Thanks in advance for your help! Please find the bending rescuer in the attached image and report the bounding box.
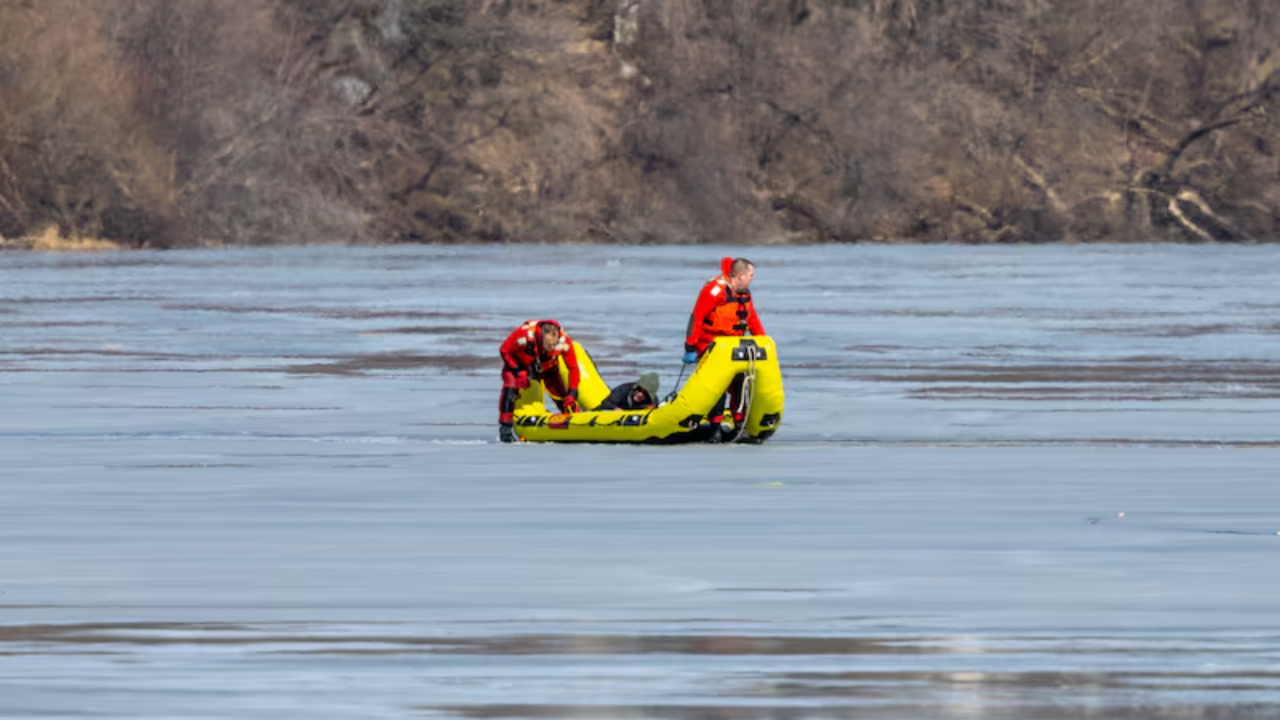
[683,257,765,426]
[497,319,581,443]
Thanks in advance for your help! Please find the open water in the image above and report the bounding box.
[2,244,1279,718]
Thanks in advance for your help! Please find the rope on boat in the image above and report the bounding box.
[729,345,757,443]
[665,363,688,404]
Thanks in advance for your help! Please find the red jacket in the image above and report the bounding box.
[499,319,580,390]
[685,257,765,354]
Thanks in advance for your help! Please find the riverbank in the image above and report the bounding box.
[1,2,1276,249]
[0,225,126,251]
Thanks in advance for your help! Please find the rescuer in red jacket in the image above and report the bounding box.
[683,257,765,429]
[498,319,581,443]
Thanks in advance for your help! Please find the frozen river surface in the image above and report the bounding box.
[2,244,1280,718]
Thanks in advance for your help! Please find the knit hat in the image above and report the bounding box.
[637,372,660,397]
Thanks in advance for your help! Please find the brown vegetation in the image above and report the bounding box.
[26,225,123,251]
[0,0,1276,245]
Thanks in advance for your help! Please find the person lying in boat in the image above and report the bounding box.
[593,373,660,411]
[498,319,581,443]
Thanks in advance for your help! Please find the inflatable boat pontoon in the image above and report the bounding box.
[511,335,784,444]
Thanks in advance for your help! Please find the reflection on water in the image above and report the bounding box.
[3,245,1280,717]
[4,621,1279,718]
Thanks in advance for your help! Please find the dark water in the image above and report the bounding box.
[2,245,1280,718]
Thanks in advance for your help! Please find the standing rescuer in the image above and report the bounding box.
[498,319,581,443]
[683,257,765,426]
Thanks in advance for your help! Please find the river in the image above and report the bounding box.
[2,243,1279,718]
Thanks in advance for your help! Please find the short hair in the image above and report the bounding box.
[730,258,754,277]
[539,323,560,336]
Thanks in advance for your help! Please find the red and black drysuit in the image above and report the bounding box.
[684,257,765,423]
[498,319,581,427]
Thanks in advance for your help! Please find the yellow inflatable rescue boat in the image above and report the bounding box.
[511,335,784,444]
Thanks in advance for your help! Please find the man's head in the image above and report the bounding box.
[632,372,660,407]
[538,323,561,353]
[729,258,755,293]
